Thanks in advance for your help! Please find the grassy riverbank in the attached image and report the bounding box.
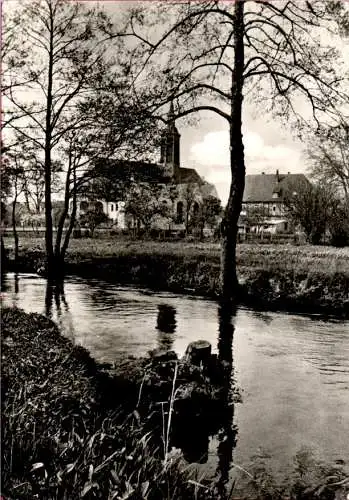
[4,237,349,317]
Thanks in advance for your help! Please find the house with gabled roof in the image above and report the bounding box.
[241,170,310,233]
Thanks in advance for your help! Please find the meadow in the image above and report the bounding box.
[3,236,349,316]
[5,236,349,275]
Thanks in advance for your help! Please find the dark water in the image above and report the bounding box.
[2,273,349,488]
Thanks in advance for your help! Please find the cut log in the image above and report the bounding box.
[185,340,212,367]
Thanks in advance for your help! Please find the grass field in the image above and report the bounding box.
[4,236,349,276]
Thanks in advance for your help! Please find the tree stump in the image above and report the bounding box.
[185,340,212,367]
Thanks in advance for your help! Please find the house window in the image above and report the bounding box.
[80,201,88,211]
[193,202,199,216]
[110,204,114,212]
[176,201,184,223]
[273,206,276,213]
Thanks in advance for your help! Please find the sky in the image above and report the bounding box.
[177,110,304,205]
[98,1,325,204]
[4,0,347,205]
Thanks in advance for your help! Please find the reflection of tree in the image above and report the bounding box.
[11,273,19,308]
[45,281,74,340]
[156,304,176,351]
[215,302,238,495]
[170,302,238,481]
[1,272,9,293]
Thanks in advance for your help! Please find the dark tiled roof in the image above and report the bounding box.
[243,173,309,202]
[93,159,217,196]
[95,159,169,184]
[174,167,203,185]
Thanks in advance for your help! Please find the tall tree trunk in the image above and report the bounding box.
[1,235,7,275]
[45,8,55,279]
[12,194,19,263]
[60,166,78,265]
[220,0,245,304]
[55,157,72,264]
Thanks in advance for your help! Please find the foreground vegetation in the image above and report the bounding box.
[1,307,220,500]
[4,237,349,317]
[2,307,349,500]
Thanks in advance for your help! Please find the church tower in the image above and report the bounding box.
[160,101,180,179]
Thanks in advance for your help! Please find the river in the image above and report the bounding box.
[2,272,349,490]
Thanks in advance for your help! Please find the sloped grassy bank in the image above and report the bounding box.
[1,307,223,500]
[8,240,349,317]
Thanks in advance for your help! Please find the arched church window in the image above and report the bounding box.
[176,201,184,223]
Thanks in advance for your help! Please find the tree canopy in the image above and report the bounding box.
[121,0,348,301]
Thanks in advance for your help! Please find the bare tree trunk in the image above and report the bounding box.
[1,236,7,274]
[45,6,55,279]
[60,167,77,263]
[12,194,19,263]
[220,0,245,304]
[55,155,72,264]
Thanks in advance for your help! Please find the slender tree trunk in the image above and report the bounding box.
[220,0,245,304]
[185,208,190,236]
[45,8,55,279]
[55,158,72,260]
[12,194,19,263]
[60,167,77,263]
[1,235,7,275]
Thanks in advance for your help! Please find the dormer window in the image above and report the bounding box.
[272,192,279,199]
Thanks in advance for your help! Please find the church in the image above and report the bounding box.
[73,103,219,233]
[74,103,220,233]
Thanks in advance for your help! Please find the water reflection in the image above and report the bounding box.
[251,310,273,325]
[172,303,238,489]
[3,273,349,480]
[44,281,75,341]
[156,304,176,350]
[215,303,238,494]
[1,273,19,308]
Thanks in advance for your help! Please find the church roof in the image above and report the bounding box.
[174,167,203,185]
[94,159,169,184]
[243,172,309,202]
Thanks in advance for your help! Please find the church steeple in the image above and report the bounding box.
[160,101,180,178]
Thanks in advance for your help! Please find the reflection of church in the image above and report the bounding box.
[73,103,219,231]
